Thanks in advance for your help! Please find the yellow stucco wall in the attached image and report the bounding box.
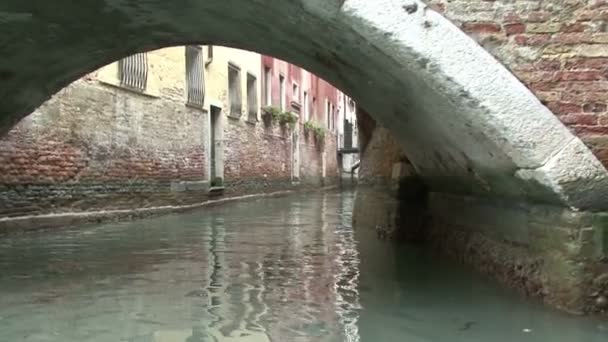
[94,46,261,120]
[202,46,261,120]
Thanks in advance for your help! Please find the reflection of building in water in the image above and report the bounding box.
[147,194,360,342]
[205,216,272,341]
[178,214,272,342]
[249,194,342,342]
[334,193,362,342]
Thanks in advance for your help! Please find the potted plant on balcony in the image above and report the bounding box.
[278,111,298,130]
[261,106,281,127]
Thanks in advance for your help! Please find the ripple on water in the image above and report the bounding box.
[0,191,606,342]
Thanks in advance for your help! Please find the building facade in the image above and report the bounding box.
[0,46,356,225]
[260,56,344,183]
[337,92,359,176]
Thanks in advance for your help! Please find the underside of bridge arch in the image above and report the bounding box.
[1,0,607,313]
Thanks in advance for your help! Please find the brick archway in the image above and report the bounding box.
[0,0,607,210]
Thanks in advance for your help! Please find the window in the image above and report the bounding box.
[312,97,317,118]
[247,73,258,122]
[118,52,148,91]
[303,91,309,122]
[264,67,271,106]
[185,46,205,107]
[279,74,285,110]
[228,64,242,117]
[292,83,299,102]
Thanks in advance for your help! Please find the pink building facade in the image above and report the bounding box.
[261,56,340,132]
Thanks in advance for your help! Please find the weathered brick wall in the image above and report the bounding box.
[429,0,608,165]
[0,79,207,217]
[0,78,340,218]
[223,117,338,192]
[223,119,293,193]
[224,120,289,178]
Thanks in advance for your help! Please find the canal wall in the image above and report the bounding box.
[356,114,608,315]
[426,193,608,314]
[0,187,340,233]
[0,68,339,224]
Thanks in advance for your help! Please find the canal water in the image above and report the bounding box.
[0,190,607,342]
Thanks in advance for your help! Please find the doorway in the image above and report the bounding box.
[209,105,222,182]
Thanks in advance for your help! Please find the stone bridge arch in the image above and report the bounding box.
[2,0,607,211]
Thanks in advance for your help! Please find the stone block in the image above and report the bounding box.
[170,182,187,193]
[527,23,561,33]
[185,181,209,192]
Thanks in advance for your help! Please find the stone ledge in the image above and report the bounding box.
[170,180,209,193]
[0,185,340,235]
[0,190,296,234]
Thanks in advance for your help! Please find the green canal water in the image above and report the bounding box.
[0,190,606,341]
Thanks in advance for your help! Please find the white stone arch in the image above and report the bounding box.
[0,0,606,210]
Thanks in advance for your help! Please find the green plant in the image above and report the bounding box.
[303,120,325,144]
[303,120,315,133]
[261,106,298,129]
[261,106,281,125]
[313,126,325,143]
[278,111,298,129]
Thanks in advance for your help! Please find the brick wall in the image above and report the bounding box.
[0,77,340,219]
[224,120,291,183]
[223,117,338,193]
[429,0,608,165]
[0,79,208,217]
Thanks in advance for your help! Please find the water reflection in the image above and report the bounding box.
[0,192,361,342]
[0,190,607,342]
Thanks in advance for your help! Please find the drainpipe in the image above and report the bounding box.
[205,45,214,67]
